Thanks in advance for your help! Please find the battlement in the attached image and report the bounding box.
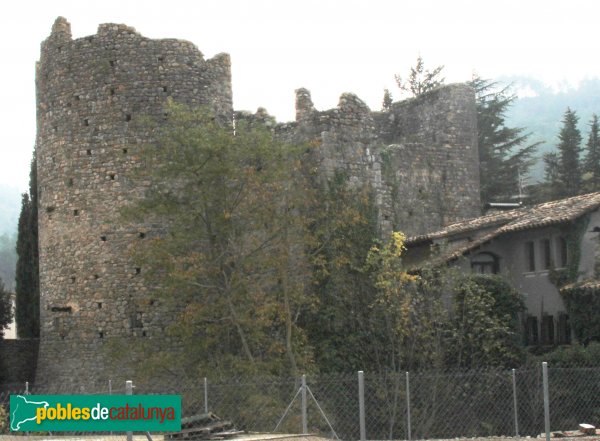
[34,18,480,387]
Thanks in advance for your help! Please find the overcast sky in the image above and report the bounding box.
[1,0,600,194]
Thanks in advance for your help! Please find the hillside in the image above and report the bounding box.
[503,76,600,181]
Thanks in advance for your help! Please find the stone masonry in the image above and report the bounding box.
[34,17,480,386]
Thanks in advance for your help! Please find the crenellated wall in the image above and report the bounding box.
[34,17,479,387]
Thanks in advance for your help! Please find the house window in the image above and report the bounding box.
[557,313,571,344]
[556,237,568,268]
[471,252,499,274]
[541,315,555,345]
[525,316,538,345]
[525,241,535,272]
[541,239,552,270]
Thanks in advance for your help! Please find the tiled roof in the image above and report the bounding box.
[407,191,600,264]
[561,278,600,292]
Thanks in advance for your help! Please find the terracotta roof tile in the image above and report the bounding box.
[407,192,600,265]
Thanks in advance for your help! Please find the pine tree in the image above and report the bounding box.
[381,88,393,111]
[14,154,39,338]
[471,76,539,203]
[584,114,600,191]
[554,108,583,198]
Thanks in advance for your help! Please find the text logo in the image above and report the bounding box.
[10,394,181,432]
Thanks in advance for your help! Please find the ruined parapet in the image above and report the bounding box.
[287,84,480,236]
[35,17,233,386]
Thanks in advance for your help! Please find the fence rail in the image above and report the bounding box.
[1,364,599,440]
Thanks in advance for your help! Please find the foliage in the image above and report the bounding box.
[561,286,600,345]
[301,170,381,372]
[583,114,600,191]
[549,215,589,289]
[14,153,39,338]
[126,102,316,377]
[448,275,524,369]
[395,55,445,97]
[381,88,393,111]
[365,232,447,371]
[545,108,583,199]
[470,76,539,203]
[526,341,600,367]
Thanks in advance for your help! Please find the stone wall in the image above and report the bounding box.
[35,17,232,386]
[0,339,39,386]
[34,17,480,387]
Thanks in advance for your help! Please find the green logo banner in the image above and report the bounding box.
[10,394,181,432]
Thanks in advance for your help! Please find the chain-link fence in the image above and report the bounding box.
[2,364,600,440]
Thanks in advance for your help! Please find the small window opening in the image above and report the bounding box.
[67,178,73,187]
[97,302,103,309]
[525,241,535,272]
[83,119,89,126]
[157,56,164,62]
[109,173,115,180]
[98,331,104,339]
[86,149,92,155]
[139,232,146,239]
[74,95,80,101]
[125,114,132,122]
[53,125,58,133]
[135,267,141,275]
[51,306,72,313]
[122,148,128,154]
[110,88,115,96]
[100,235,107,242]
[142,331,147,337]
[70,276,76,283]
[73,209,79,216]
[109,60,115,67]
[94,274,99,280]
[162,86,168,92]
[46,206,55,214]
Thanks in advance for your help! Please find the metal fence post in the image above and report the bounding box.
[25,381,29,395]
[301,374,308,434]
[204,377,209,413]
[406,372,412,441]
[512,369,519,437]
[542,362,550,441]
[126,380,134,441]
[358,371,366,441]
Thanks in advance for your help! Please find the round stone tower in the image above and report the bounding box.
[35,17,233,386]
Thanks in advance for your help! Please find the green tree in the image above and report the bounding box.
[364,232,447,371]
[448,275,524,368]
[126,102,316,377]
[583,114,600,191]
[471,77,539,203]
[547,108,583,198]
[382,88,393,111]
[395,55,445,97]
[14,154,39,338]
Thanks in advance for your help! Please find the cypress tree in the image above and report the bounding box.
[14,153,39,338]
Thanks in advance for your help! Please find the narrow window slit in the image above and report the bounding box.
[73,209,79,216]
[125,114,132,122]
[100,235,107,242]
[87,149,92,155]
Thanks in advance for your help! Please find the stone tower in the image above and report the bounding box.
[35,17,232,385]
[35,18,480,387]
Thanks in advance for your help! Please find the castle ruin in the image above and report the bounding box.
[35,17,480,386]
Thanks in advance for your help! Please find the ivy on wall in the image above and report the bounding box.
[550,214,590,287]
